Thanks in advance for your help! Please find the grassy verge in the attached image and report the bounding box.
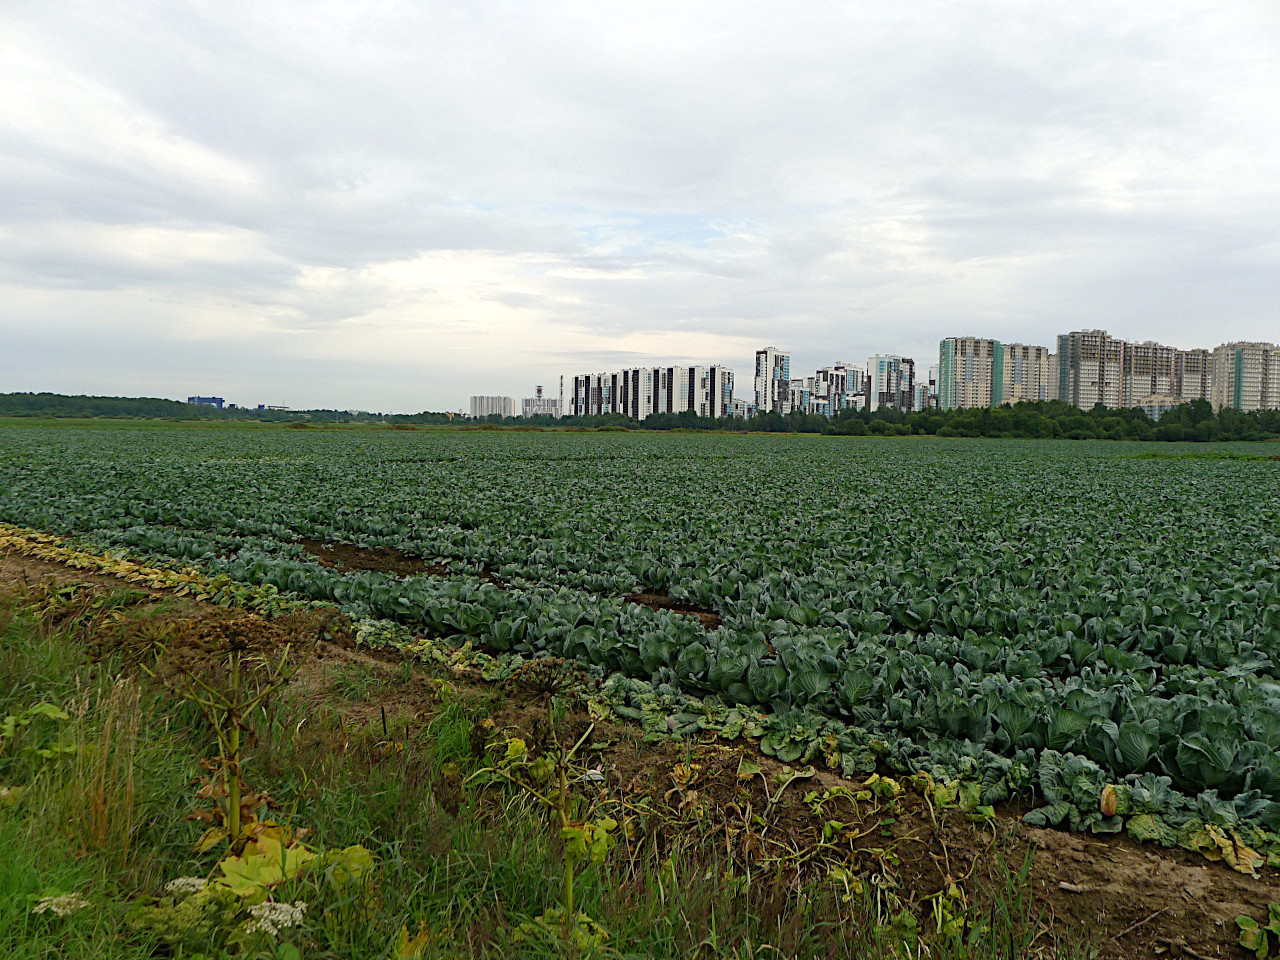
[0,583,1089,959]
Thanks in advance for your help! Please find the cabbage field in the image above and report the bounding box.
[3,425,1280,856]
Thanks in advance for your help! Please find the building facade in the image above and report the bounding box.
[1211,342,1280,412]
[521,386,559,418]
[1057,330,1125,409]
[470,395,517,418]
[1174,349,1212,403]
[754,348,791,415]
[867,356,916,412]
[1122,341,1176,405]
[796,363,866,416]
[568,365,735,420]
[938,337,999,410]
[1001,343,1053,403]
[938,339,1053,409]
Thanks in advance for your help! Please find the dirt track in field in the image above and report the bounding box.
[2,547,1277,959]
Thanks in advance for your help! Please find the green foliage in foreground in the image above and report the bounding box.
[0,593,1084,959]
[2,430,1280,848]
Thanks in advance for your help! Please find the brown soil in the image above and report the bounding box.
[0,550,167,597]
[625,591,722,629]
[298,539,509,587]
[298,541,706,618]
[2,550,1276,959]
[299,538,443,577]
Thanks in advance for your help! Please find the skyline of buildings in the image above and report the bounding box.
[475,329,1279,421]
[567,364,735,420]
[469,395,517,418]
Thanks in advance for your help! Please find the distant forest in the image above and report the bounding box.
[2,392,1278,441]
[461,399,1280,441]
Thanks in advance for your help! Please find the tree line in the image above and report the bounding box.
[472,399,1280,441]
[2,392,1278,441]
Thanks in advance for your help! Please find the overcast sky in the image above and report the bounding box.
[3,1,1279,412]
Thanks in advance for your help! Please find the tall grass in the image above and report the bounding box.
[0,587,1094,959]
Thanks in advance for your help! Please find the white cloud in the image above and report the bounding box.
[2,1,1280,409]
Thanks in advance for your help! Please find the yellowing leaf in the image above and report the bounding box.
[393,924,431,958]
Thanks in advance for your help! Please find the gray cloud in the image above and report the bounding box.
[2,0,1279,411]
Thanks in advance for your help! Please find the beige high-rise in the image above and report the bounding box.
[1001,343,1053,403]
[1174,349,1212,403]
[937,337,999,409]
[1211,342,1280,412]
[1123,341,1175,401]
[1056,330,1125,409]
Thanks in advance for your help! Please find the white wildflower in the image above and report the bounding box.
[163,876,208,896]
[243,899,307,937]
[32,894,89,917]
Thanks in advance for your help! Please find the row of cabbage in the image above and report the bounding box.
[2,427,1279,849]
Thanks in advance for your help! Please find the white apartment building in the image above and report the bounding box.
[867,356,916,412]
[568,365,735,420]
[754,348,791,415]
[913,382,930,413]
[1211,342,1280,412]
[521,386,559,418]
[799,363,867,417]
[789,379,811,416]
[469,395,517,418]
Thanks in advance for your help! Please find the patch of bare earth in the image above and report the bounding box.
[625,591,721,629]
[299,542,714,620]
[0,549,166,597]
[1,550,1276,958]
[299,538,440,577]
[298,539,509,587]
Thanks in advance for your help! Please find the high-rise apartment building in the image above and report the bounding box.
[1174,349,1212,403]
[569,365,735,419]
[1054,332,1222,411]
[1122,341,1176,404]
[568,374,603,417]
[470,396,517,418]
[938,338,1053,409]
[521,386,559,418]
[754,348,791,415]
[1056,330,1125,409]
[867,356,916,412]
[801,363,866,416]
[788,379,811,416]
[1001,343,1053,403]
[913,382,930,413]
[701,366,735,418]
[937,337,999,410]
[1211,342,1280,412]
